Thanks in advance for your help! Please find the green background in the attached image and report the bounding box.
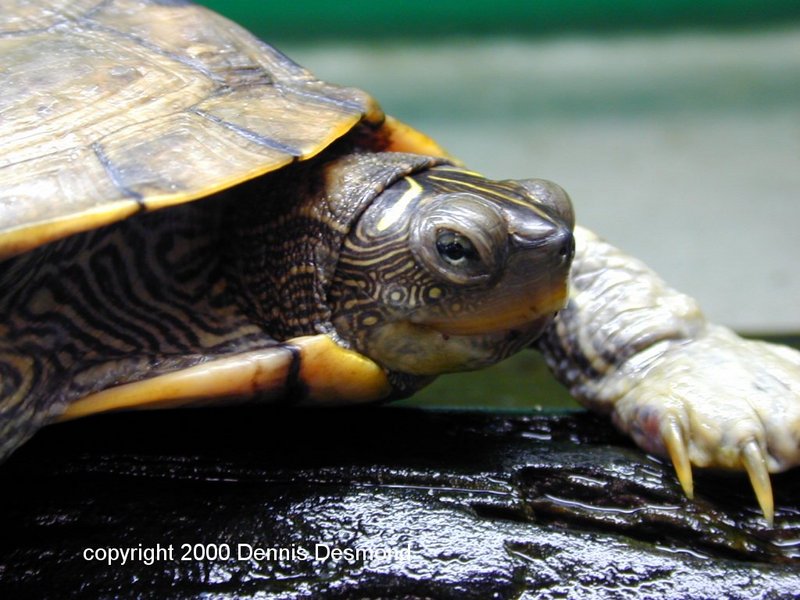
[198,1,800,42]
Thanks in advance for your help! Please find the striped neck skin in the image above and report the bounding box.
[328,165,575,377]
[226,150,449,342]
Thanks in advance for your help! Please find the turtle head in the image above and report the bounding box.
[329,165,575,377]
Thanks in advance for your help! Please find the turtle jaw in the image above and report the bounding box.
[359,311,559,376]
[373,278,568,376]
[421,281,568,337]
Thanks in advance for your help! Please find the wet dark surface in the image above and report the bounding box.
[1,407,799,598]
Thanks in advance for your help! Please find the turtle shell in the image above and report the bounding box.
[0,0,456,460]
[0,0,387,260]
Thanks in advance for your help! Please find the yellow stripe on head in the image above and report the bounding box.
[376,177,423,232]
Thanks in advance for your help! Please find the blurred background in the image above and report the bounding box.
[198,1,800,409]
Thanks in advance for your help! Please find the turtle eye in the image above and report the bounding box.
[410,192,507,286]
[436,230,479,265]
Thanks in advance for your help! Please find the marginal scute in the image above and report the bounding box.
[381,116,454,159]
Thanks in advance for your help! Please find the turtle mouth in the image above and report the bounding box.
[422,286,568,337]
[348,284,568,376]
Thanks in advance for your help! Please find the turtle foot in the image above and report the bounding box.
[609,325,800,525]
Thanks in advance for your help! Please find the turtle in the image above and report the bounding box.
[1,0,799,525]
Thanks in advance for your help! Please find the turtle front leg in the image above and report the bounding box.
[535,226,800,524]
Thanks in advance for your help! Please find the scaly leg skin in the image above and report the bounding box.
[535,226,800,525]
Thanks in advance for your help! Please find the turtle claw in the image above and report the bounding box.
[662,419,774,524]
[741,439,774,525]
[662,415,693,499]
[601,325,800,525]
[539,229,800,524]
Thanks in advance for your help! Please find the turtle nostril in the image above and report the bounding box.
[557,229,575,262]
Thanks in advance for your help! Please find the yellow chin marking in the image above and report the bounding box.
[59,335,391,421]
